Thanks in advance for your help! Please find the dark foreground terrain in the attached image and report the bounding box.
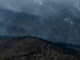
[0,36,80,60]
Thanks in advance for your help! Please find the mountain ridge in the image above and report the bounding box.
[0,36,80,60]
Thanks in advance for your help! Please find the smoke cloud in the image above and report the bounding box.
[0,0,80,45]
[0,0,80,17]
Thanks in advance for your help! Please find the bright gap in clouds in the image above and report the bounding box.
[33,0,43,5]
[74,1,80,11]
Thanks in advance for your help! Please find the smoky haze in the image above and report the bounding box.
[0,0,80,45]
[0,0,80,17]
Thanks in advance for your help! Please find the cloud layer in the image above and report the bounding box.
[0,0,80,17]
[0,0,80,45]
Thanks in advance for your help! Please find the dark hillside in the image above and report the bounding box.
[0,36,80,60]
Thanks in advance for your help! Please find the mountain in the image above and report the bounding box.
[0,36,80,60]
[0,8,40,36]
[0,8,80,45]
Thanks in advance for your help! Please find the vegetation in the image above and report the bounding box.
[0,37,80,60]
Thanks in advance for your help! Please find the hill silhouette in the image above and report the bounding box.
[0,36,80,60]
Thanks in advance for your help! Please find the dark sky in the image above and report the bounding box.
[0,0,80,45]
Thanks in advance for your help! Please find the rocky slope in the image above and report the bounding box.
[0,36,80,60]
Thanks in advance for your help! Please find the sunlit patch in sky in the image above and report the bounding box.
[33,0,43,5]
[74,1,80,11]
[64,18,73,25]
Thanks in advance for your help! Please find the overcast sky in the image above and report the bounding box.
[0,0,80,17]
[0,0,80,45]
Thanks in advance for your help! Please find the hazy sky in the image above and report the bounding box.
[0,0,80,17]
[0,0,80,45]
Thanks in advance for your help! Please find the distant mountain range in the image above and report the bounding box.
[0,8,80,45]
[0,8,80,60]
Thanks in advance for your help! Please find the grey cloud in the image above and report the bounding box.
[0,0,80,17]
[0,0,80,45]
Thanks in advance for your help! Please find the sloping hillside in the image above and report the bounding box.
[0,36,80,60]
